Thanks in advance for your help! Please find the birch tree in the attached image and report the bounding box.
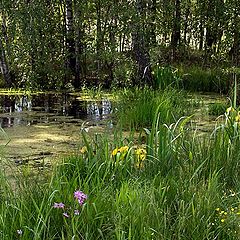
[0,8,12,87]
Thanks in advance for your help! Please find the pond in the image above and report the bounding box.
[0,93,113,128]
[0,92,114,168]
[0,91,228,169]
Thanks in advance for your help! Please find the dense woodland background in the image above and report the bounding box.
[0,0,240,90]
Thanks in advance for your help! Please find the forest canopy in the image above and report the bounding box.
[0,0,239,90]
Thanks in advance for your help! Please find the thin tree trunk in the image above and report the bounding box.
[149,0,157,46]
[73,0,82,88]
[183,7,190,46]
[0,36,12,87]
[205,0,216,57]
[132,0,153,86]
[65,0,76,86]
[171,0,181,60]
[0,10,13,87]
[1,12,10,57]
[199,19,204,51]
[229,30,240,66]
[96,0,101,55]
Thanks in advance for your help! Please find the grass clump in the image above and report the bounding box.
[115,87,192,129]
[152,65,183,90]
[209,102,229,116]
[179,66,229,93]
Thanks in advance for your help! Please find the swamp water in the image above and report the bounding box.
[0,93,113,168]
[188,93,229,134]
[0,92,228,169]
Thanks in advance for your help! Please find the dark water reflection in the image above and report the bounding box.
[0,93,112,128]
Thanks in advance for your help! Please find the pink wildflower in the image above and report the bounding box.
[74,190,87,205]
[53,202,65,209]
[63,212,69,218]
[74,209,80,215]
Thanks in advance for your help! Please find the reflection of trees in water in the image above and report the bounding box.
[66,98,112,120]
[0,95,32,113]
[86,99,112,120]
[67,98,88,118]
[1,96,15,113]
[0,117,14,128]
[14,96,32,112]
[0,94,112,127]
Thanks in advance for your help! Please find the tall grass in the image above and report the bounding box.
[178,66,230,93]
[1,92,240,239]
[152,65,183,90]
[115,87,192,130]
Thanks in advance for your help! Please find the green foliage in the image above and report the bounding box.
[2,0,240,90]
[208,102,228,116]
[115,87,191,129]
[180,66,229,93]
[152,65,183,90]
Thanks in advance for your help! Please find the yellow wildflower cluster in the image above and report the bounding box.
[135,148,147,169]
[215,206,240,225]
[226,107,240,123]
[111,146,129,161]
[80,146,88,154]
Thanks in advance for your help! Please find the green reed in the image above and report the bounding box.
[115,87,191,130]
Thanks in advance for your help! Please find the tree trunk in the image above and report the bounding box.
[96,0,101,55]
[65,0,76,87]
[229,31,240,66]
[205,0,218,57]
[149,0,157,46]
[171,0,181,60]
[199,19,204,51]
[0,36,12,87]
[96,0,102,74]
[73,0,83,88]
[132,0,153,86]
[183,6,190,46]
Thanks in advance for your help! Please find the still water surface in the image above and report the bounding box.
[0,93,113,167]
[0,92,226,168]
[0,93,112,128]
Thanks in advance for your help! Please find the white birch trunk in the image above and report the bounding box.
[0,37,11,87]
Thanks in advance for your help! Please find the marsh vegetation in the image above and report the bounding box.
[1,0,240,239]
[0,86,240,240]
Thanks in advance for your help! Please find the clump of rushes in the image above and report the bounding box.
[115,87,190,129]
